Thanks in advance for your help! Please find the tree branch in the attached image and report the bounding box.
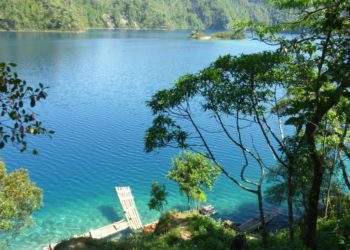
[184,102,257,193]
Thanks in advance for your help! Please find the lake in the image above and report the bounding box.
[0,30,282,249]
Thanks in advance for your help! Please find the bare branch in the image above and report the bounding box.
[215,110,261,187]
[250,135,265,185]
[185,102,257,193]
[273,85,285,139]
[236,112,261,187]
[253,104,287,167]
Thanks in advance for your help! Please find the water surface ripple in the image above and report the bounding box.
[0,30,281,249]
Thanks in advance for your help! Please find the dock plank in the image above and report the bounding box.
[237,212,279,232]
[43,220,129,250]
[115,187,143,230]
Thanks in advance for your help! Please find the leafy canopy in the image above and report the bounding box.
[0,63,53,153]
[145,0,350,248]
[167,151,220,206]
[148,181,168,212]
[145,51,288,153]
[0,161,42,232]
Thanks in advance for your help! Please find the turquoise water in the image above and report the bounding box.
[0,30,282,249]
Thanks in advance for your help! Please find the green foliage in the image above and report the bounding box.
[58,211,236,250]
[148,181,168,212]
[0,63,53,153]
[247,229,306,250]
[247,196,350,250]
[54,237,117,250]
[188,30,206,40]
[145,51,287,154]
[0,0,292,31]
[316,193,350,250]
[0,0,83,31]
[189,30,246,40]
[54,208,350,250]
[144,46,287,248]
[0,161,42,233]
[210,30,245,40]
[167,151,220,208]
[265,136,312,208]
[230,0,350,247]
[145,1,350,248]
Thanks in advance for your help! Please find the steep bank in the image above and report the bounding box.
[0,0,292,31]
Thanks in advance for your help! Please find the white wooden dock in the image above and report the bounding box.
[115,186,143,230]
[89,220,129,239]
[43,186,143,250]
[43,220,129,250]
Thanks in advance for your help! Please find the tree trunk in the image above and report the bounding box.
[303,171,323,249]
[324,156,336,219]
[340,156,350,191]
[302,109,328,249]
[302,151,323,250]
[187,195,191,210]
[287,166,294,242]
[257,188,268,248]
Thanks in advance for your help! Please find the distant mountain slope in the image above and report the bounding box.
[0,0,291,31]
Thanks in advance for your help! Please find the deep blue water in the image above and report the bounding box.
[0,30,282,249]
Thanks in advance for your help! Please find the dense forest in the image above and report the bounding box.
[0,0,292,31]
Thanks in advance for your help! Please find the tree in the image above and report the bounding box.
[0,161,42,233]
[0,62,51,241]
[167,151,220,210]
[144,0,349,248]
[148,181,168,213]
[0,0,291,31]
[228,0,350,247]
[0,63,53,153]
[240,1,350,248]
[145,51,287,247]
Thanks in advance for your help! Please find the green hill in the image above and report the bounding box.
[0,0,291,31]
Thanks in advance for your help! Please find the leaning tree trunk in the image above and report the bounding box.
[257,187,268,248]
[340,155,350,191]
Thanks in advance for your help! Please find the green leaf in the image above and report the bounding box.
[30,96,35,107]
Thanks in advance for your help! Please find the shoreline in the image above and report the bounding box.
[0,27,196,33]
[0,29,86,33]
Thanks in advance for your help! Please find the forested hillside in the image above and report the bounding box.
[0,0,291,31]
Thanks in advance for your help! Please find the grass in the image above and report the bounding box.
[247,216,350,250]
[54,209,350,250]
[114,211,237,250]
[54,211,237,250]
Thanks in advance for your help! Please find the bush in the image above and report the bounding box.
[116,211,236,250]
[54,237,117,250]
[188,31,206,39]
[210,31,245,40]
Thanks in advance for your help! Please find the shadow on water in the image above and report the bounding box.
[213,201,289,232]
[98,205,122,222]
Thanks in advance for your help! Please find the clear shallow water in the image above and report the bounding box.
[0,30,283,249]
